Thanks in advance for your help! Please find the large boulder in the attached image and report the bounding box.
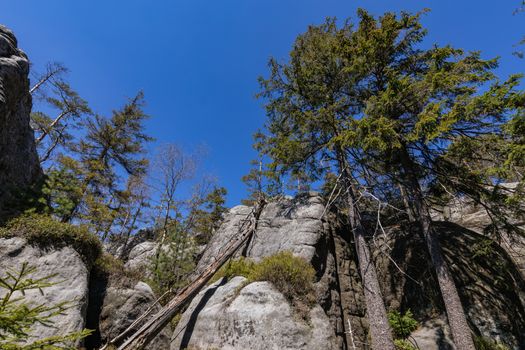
[0,237,89,343]
[0,25,41,219]
[97,280,170,349]
[124,241,158,272]
[171,277,336,350]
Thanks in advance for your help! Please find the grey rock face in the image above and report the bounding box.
[174,194,349,349]
[195,194,327,270]
[373,222,525,350]
[0,237,89,344]
[124,241,158,272]
[98,280,171,349]
[411,316,454,350]
[171,277,336,350]
[174,193,525,350]
[431,185,525,277]
[0,25,41,219]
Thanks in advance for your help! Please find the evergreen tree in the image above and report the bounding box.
[348,10,522,349]
[256,17,396,350]
[30,62,91,164]
[75,91,153,235]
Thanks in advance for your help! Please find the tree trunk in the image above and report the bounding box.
[337,152,395,350]
[398,146,475,350]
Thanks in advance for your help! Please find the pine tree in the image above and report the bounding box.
[30,62,91,164]
[349,10,522,349]
[75,91,153,235]
[257,17,396,350]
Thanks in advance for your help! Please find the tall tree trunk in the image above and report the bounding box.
[337,151,395,350]
[398,146,475,350]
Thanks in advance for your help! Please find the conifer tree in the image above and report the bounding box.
[257,18,396,350]
[348,10,523,349]
[30,62,91,164]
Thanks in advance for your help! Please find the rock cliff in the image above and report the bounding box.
[1,193,524,349]
[0,25,41,219]
[170,193,525,350]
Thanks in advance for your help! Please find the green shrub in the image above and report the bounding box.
[388,309,418,339]
[211,251,316,320]
[474,336,510,350]
[250,251,316,302]
[209,257,256,284]
[394,339,417,350]
[0,214,102,265]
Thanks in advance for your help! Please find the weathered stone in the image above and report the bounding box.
[411,316,454,350]
[124,241,158,272]
[171,277,337,350]
[0,25,41,220]
[97,280,171,350]
[0,237,89,344]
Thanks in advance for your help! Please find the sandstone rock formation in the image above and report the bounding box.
[171,192,525,350]
[171,276,336,350]
[0,25,41,219]
[0,237,89,344]
[91,279,171,349]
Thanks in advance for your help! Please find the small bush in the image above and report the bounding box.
[388,309,418,339]
[0,214,102,265]
[394,339,417,350]
[474,336,510,350]
[209,257,256,284]
[211,251,316,320]
[251,251,316,302]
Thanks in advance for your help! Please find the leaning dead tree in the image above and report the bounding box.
[107,200,265,350]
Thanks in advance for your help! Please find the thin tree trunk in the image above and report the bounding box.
[398,146,475,350]
[398,182,415,222]
[337,151,395,350]
[35,110,68,145]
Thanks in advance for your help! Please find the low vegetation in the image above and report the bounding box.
[387,310,418,350]
[211,251,316,318]
[0,214,102,265]
[474,336,510,350]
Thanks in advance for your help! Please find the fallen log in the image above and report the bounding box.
[112,202,264,350]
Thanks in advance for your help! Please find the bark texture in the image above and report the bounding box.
[398,147,476,350]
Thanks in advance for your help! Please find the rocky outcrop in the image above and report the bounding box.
[430,183,525,277]
[172,193,525,350]
[0,237,170,350]
[172,276,336,350]
[184,193,348,349]
[0,25,41,219]
[0,237,89,344]
[94,279,171,349]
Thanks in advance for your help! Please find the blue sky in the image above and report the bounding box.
[2,0,523,206]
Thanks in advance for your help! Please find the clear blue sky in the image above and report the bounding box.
[2,1,523,206]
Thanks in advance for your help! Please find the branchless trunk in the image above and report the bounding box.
[398,146,475,350]
[337,151,395,350]
[113,201,265,350]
